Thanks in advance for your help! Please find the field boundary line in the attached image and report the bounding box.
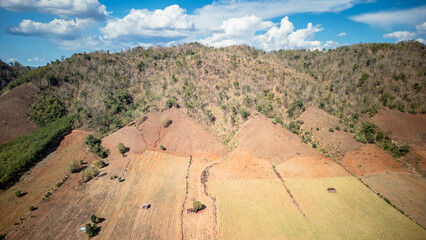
[272,167,307,220]
[201,162,220,239]
[181,155,192,240]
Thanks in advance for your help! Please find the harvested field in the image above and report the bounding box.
[0,83,38,144]
[342,144,405,176]
[235,116,317,164]
[362,173,426,228]
[0,130,95,235]
[98,151,189,240]
[276,154,348,178]
[284,176,425,239]
[298,107,362,160]
[209,179,312,240]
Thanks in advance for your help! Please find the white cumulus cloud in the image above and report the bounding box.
[0,0,109,20]
[7,18,81,40]
[192,0,359,30]
[101,5,194,42]
[201,16,333,51]
[350,5,426,28]
[383,31,417,42]
[337,32,346,36]
[416,21,426,34]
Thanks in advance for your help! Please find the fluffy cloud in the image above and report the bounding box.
[192,0,359,30]
[201,16,330,51]
[7,18,81,40]
[101,5,194,42]
[0,0,109,20]
[383,31,417,42]
[27,56,44,62]
[200,15,273,47]
[337,32,346,36]
[416,21,426,34]
[350,5,426,28]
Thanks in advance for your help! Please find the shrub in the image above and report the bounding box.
[343,126,348,132]
[335,126,340,131]
[94,160,106,169]
[14,190,22,197]
[91,215,98,224]
[160,145,166,151]
[81,166,99,182]
[329,128,334,132]
[239,109,250,120]
[85,223,95,238]
[85,135,109,158]
[316,127,319,131]
[161,116,172,128]
[29,205,36,211]
[376,132,384,142]
[193,200,203,213]
[312,143,317,148]
[68,160,80,173]
[350,128,355,133]
[271,118,277,124]
[117,142,126,156]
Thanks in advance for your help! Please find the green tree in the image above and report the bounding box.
[117,142,126,156]
[193,200,203,213]
[68,160,80,173]
[91,215,98,224]
[31,95,66,126]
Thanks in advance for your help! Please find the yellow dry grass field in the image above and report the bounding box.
[362,173,426,228]
[209,179,314,240]
[98,151,189,240]
[209,177,425,240]
[285,176,426,239]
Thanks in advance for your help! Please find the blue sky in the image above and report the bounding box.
[0,0,425,67]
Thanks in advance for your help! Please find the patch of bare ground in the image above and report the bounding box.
[139,108,228,157]
[342,144,406,177]
[182,153,221,240]
[276,155,349,178]
[0,83,38,144]
[234,116,317,165]
[1,130,98,238]
[209,149,276,181]
[362,173,426,228]
[298,107,362,160]
[369,109,426,174]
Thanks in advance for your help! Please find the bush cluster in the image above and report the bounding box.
[85,135,109,158]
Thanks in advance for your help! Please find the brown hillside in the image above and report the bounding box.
[0,83,38,144]
[276,155,348,178]
[298,107,362,160]
[342,145,406,177]
[234,116,317,165]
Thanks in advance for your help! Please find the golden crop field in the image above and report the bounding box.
[285,176,426,239]
[98,151,189,240]
[208,179,314,240]
[209,177,426,240]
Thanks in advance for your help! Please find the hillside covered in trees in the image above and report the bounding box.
[2,41,425,143]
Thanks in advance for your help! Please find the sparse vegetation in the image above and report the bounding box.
[29,205,36,211]
[14,190,22,197]
[193,200,203,213]
[68,160,80,173]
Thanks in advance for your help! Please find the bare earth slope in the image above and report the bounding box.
[234,115,317,165]
[0,83,38,144]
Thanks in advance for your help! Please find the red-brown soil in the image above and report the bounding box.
[276,155,349,178]
[209,149,276,181]
[370,109,426,146]
[342,145,406,177]
[0,130,97,235]
[234,116,317,165]
[370,109,426,174]
[298,107,362,160]
[0,83,38,144]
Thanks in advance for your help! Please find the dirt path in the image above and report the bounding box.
[272,167,307,219]
[200,162,220,239]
